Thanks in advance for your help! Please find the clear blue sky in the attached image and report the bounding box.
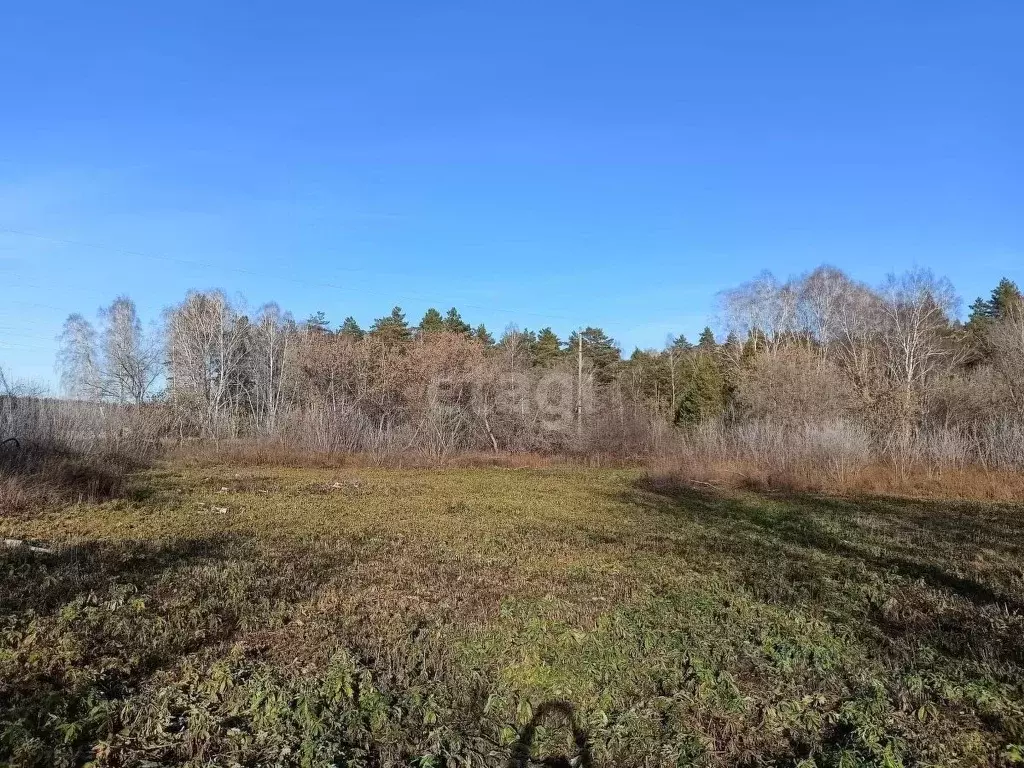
[1,1,1021,386]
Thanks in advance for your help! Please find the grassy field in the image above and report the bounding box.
[1,465,1022,767]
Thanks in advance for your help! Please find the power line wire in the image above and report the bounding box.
[0,328,57,342]
[0,341,52,352]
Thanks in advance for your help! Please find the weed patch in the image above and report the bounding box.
[1,465,1022,766]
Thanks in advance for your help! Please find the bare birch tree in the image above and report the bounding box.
[99,297,161,404]
[878,268,960,404]
[249,303,295,434]
[720,271,798,355]
[798,265,854,359]
[58,297,159,404]
[58,313,100,399]
[165,290,247,437]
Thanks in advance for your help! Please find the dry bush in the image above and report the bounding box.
[651,417,1024,500]
[924,365,1012,428]
[580,405,667,460]
[167,405,1024,499]
[731,347,855,424]
[644,454,1024,500]
[655,418,872,492]
[168,438,354,469]
[0,395,167,512]
[644,459,1024,501]
[975,417,1024,470]
[279,402,376,455]
[167,438,567,470]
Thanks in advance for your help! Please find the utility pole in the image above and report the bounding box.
[575,328,583,436]
[667,343,677,417]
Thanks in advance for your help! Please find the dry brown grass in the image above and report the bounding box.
[0,396,166,514]
[167,439,630,471]
[155,437,1024,501]
[646,455,1024,500]
[0,446,138,514]
[10,431,1020,513]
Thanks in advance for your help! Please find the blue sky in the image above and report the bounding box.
[1,1,1021,386]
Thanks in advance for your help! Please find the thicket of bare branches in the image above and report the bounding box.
[34,266,1024,493]
[1,364,167,510]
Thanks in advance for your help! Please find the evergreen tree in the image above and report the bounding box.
[968,278,1023,329]
[443,307,471,335]
[965,278,1023,363]
[966,297,990,329]
[338,316,364,340]
[697,326,717,353]
[370,306,411,343]
[474,324,495,346]
[520,329,538,360]
[675,354,726,425]
[305,311,330,334]
[567,327,621,383]
[990,278,1023,318]
[533,327,563,367]
[418,308,446,334]
[669,333,691,351]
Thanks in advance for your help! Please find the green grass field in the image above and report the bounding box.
[2,465,1022,767]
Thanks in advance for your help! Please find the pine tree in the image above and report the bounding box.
[675,354,726,425]
[966,278,1024,363]
[533,327,563,367]
[968,278,1023,329]
[443,307,471,335]
[474,324,495,346]
[697,327,717,353]
[338,316,364,340]
[567,327,621,383]
[669,333,691,351]
[305,311,330,335]
[990,278,1023,318]
[418,308,445,334]
[967,297,989,325]
[521,329,538,363]
[370,306,411,343]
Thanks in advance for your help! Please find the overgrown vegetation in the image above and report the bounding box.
[31,270,1024,493]
[3,267,1023,763]
[2,464,1022,766]
[0,378,164,511]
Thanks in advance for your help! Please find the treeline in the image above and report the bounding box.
[57,294,635,455]
[47,265,1024,474]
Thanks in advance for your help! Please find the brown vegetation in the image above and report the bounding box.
[2,465,1022,766]
[0,385,165,512]
[3,266,1022,507]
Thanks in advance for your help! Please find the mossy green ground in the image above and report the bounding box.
[2,465,1022,767]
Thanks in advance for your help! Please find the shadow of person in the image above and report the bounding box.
[508,700,593,768]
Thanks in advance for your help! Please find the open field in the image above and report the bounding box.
[2,465,1023,767]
